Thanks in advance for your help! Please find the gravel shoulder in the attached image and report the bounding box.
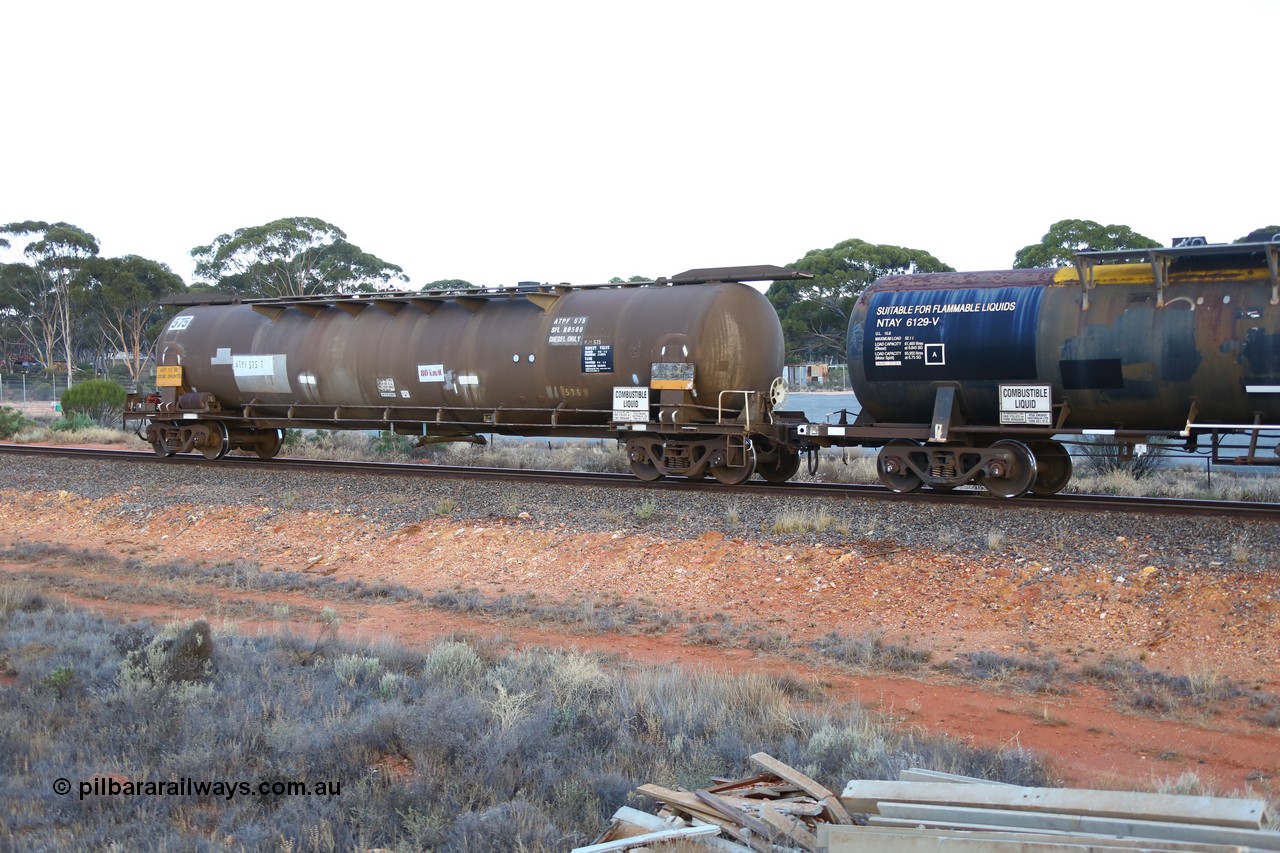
[2,453,1278,793]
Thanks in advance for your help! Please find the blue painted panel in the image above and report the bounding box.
[861,286,1045,382]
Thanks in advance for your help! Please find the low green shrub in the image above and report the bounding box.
[0,405,34,439]
[58,379,127,427]
[49,412,97,432]
[371,430,415,457]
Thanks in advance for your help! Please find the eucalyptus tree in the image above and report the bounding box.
[1236,226,1280,243]
[191,217,408,298]
[77,255,185,383]
[0,221,100,385]
[0,261,54,370]
[1012,220,1161,269]
[767,238,953,362]
[421,278,476,290]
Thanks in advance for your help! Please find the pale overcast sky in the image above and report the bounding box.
[3,1,1275,288]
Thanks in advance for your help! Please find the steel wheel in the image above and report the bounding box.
[876,440,923,493]
[710,445,756,486]
[255,428,285,460]
[629,459,664,481]
[1030,441,1072,495]
[979,439,1037,498]
[152,437,174,458]
[625,439,664,481]
[756,449,801,484]
[200,422,229,461]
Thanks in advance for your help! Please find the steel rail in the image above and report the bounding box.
[2,444,1278,520]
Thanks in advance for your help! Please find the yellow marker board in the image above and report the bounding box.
[156,365,183,387]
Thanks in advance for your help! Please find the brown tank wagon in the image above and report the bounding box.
[800,240,1280,497]
[125,266,810,485]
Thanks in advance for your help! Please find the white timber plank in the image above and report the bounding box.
[570,823,720,853]
[866,817,1246,852]
[609,806,673,831]
[899,768,1018,786]
[839,781,1265,828]
[823,825,1246,853]
[874,803,1280,851]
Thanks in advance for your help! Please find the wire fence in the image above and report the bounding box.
[0,374,71,405]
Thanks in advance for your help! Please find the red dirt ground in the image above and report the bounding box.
[2,481,1278,799]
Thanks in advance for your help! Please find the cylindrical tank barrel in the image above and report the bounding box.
[157,282,784,422]
[848,265,1280,429]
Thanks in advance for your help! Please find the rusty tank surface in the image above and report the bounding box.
[849,255,1280,428]
[128,266,806,484]
[827,241,1280,496]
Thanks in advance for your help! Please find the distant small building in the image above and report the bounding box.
[10,358,43,374]
[784,363,830,387]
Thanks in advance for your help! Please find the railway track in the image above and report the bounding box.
[3,443,1278,521]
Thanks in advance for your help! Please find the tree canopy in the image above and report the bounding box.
[421,279,476,290]
[0,221,100,384]
[0,261,49,366]
[1013,219,1161,269]
[76,255,186,383]
[767,238,953,362]
[1236,226,1280,243]
[191,217,408,298]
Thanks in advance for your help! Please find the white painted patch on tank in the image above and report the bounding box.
[232,354,291,394]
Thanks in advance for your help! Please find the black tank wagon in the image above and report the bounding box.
[125,265,810,485]
[799,240,1280,496]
